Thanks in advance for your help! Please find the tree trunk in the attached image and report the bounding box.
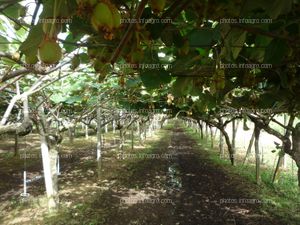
[210,126,214,148]
[193,121,197,133]
[298,168,300,188]
[232,120,236,155]
[272,152,284,184]
[0,95,18,126]
[139,121,143,145]
[273,114,294,183]
[205,123,208,138]
[220,127,234,165]
[254,125,261,184]
[148,121,152,137]
[131,123,134,150]
[197,120,203,139]
[113,120,116,134]
[200,125,204,139]
[291,123,300,187]
[105,123,108,133]
[14,133,19,156]
[243,130,255,165]
[281,114,288,168]
[160,117,166,129]
[97,159,102,179]
[37,105,58,210]
[219,129,224,158]
[96,106,102,160]
[144,123,147,140]
[0,96,32,136]
[119,129,124,151]
[68,126,74,144]
[261,146,265,164]
[49,146,58,197]
[136,120,140,136]
[85,125,89,139]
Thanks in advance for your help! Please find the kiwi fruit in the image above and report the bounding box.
[91,2,114,33]
[150,0,166,14]
[38,39,62,64]
[25,53,38,65]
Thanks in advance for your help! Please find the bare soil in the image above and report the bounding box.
[0,124,287,225]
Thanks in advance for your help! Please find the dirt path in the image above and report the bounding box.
[80,123,284,225]
[1,123,287,225]
[166,126,282,225]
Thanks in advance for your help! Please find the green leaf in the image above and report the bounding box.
[185,9,198,22]
[126,78,140,88]
[64,33,84,53]
[160,25,176,47]
[172,77,192,97]
[194,99,206,113]
[147,23,164,40]
[231,30,247,59]
[65,96,83,104]
[50,94,67,103]
[79,53,89,63]
[255,35,272,48]
[189,79,203,96]
[39,0,55,18]
[173,32,184,48]
[2,3,23,18]
[160,30,173,47]
[278,71,289,89]
[269,20,286,32]
[69,16,94,35]
[231,95,252,108]
[266,0,292,19]
[187,28,214,47]
[249,35,272,62]
[1,57,17,66]
[241,0,272,16]
[221,29,247,60]
[142,49,160,64]
[256,93,278,108]
[0,35,9,51]
[19,23,43,55]
[264,39,288,65]
[140,69,171,90]
[193,92,216,112]
[59,0,77,17]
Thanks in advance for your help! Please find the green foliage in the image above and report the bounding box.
[0,0,298,116]
[140,69,171,89]
[0,0,299,186]
[221,29,247,61]
[2,3,24,18]
[263,39,289,65]
[19,24,44,56]
[187,28,219,47]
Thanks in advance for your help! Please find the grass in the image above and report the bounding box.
[184,124,300,225]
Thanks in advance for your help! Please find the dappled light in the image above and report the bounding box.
[1,0,300,224]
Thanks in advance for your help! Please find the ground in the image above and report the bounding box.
[0,121,295,225]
